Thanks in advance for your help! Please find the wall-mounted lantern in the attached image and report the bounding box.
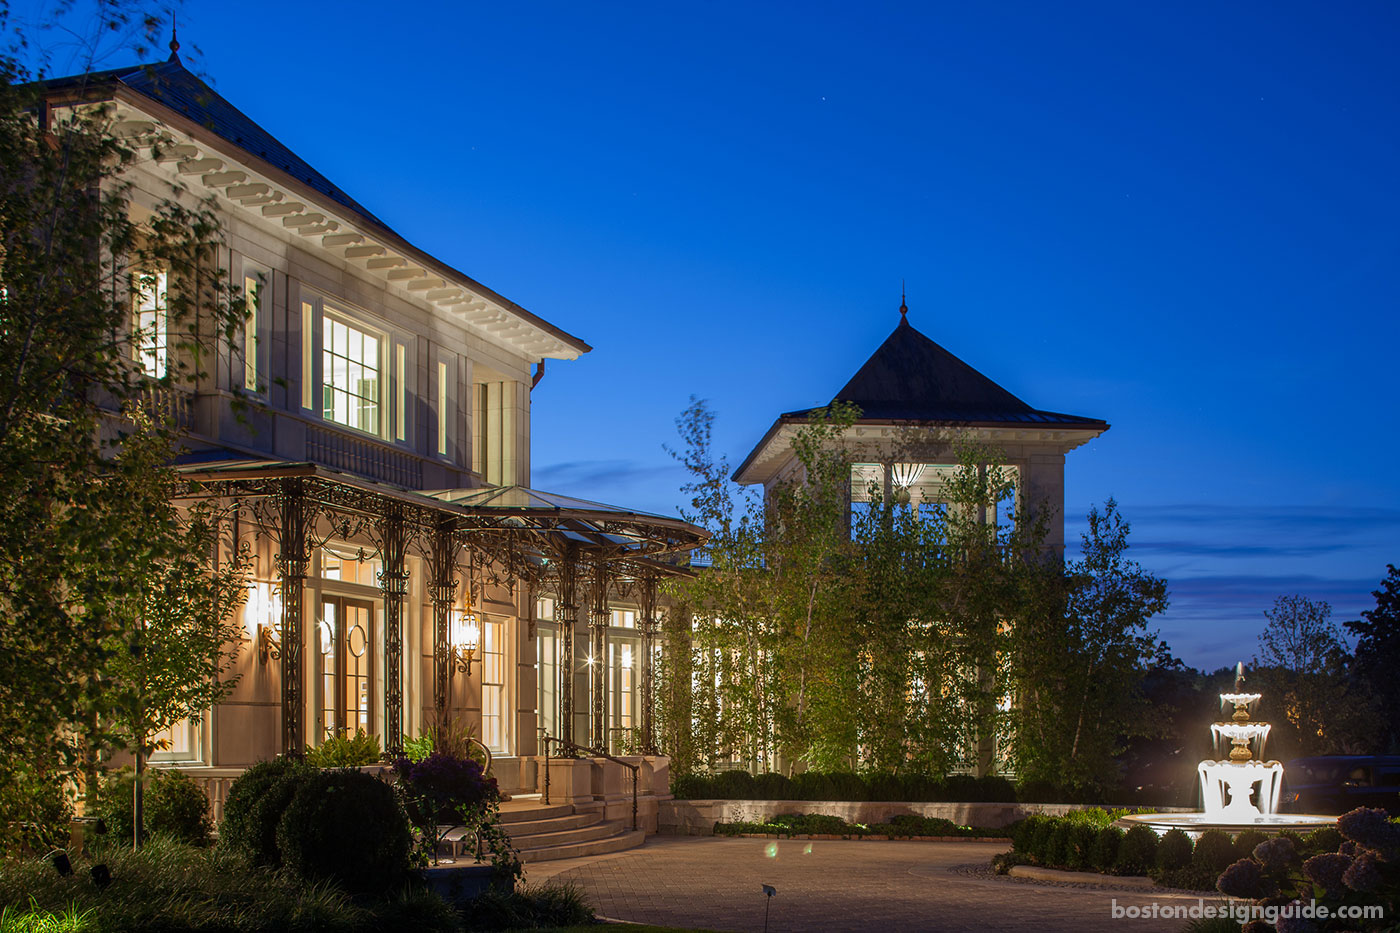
[450,609,480,678]
[245,581,283,665]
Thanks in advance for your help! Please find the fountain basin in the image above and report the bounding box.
[1114,811,1337,838]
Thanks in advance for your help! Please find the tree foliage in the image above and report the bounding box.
[0,3,248,846]
[659,399,1168,789]
[1346,565,1400,753]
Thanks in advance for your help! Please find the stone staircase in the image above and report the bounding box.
[445,796,646,863]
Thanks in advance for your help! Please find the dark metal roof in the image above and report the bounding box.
[36,54,592,356]
[42,55,388,227]
[787,316,1106,428]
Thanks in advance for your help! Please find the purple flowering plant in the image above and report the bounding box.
[393,751,503,867]
[1213,808,1399,931]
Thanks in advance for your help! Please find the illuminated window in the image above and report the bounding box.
[481,616,506,752]
[321,313,381,434]
[437,359,449,456]
[133,269,168,377]
[243,270,265,392]
[151,717,199,762]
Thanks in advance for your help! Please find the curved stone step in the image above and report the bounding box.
[518,829,646,862]
[503,811,603,836]
[510,819,621,850]
[498,802,575,823]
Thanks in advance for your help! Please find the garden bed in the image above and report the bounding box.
[714,812,1011,840]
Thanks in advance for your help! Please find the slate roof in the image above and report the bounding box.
[39,53,389,228]
[786,315,1105,428]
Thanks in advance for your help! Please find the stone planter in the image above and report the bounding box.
[419,861,496,905]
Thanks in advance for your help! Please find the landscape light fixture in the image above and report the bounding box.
[761,884,777,932]
[90,863,111,888]
[451,608,480,678]
[51,851,72,876]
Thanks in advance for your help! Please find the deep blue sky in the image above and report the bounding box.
[28,1,1400,669]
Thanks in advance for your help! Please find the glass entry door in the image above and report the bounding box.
[318,596,375,739]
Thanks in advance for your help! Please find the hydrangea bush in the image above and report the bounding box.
[393,751,520,886]
[1215,807,1399,932]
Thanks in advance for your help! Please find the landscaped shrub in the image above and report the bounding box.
[303,728,381,768]
[101,768,213,847]
[1231,829,1267,861]
[900,773,942,801]
[1066,822,1098,871]
[1116,824,1159,874]
[1191,829,1236,873]
[791,771,835,801]
[1302,825,1342,855]
[670,773,715,799]
[864,772,904,801]
[1091,826,1124,872]
[1046,821,1075,868]
[827,772,868,801]
[218,756,316,867]
[1029,815,1059,862]
[712,769,757,799]
[753,772,794,799]
[1156,828,1194,872]
[0,765,72,854]
[1010,815,1044,855]
[276,769,412,896]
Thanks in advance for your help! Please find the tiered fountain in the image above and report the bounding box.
[1117,663,1336,836]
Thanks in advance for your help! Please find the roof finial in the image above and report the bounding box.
[899,280,908,319]
[168,16,181,60]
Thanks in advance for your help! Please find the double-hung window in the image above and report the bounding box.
[242,267,267,393]
[133,269,168,378]
[321,312,382,435]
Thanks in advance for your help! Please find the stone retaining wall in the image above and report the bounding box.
[658,798,1192,834]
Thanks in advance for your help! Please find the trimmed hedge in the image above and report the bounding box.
[276,769,412,896]
[218,756,317,867]
[673,770,1023,802]
[714,811,1011,838]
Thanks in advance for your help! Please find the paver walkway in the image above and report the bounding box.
[528,836,1227,932]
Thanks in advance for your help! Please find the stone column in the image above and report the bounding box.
[589,560,610,750]
[275,478,310,755]
[377,507,410,758]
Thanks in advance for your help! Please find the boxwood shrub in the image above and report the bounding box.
[1116,824,1159,874]
[1090,826,1123,872]
[276,768,412,896]
[218,756,317,867]
[1191,828,1235,872]
[1155,828,1194,872]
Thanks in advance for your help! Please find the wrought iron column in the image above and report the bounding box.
[556,546,579,747]
[589,560,610,750]
[638,571,659,755]
[427,523,458,716]
[275,478,310,755]
[377,508,410,758]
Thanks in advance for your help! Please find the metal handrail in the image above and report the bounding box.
[538,729,639,832]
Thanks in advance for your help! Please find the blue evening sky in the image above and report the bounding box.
[27,1,1400,669]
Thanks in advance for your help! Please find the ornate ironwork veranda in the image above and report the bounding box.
[176,460,705,758]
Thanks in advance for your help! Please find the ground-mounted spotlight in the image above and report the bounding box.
[90,863,111,888]
[51,851,73,876]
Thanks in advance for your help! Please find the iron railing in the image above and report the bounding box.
[538,729,638,831]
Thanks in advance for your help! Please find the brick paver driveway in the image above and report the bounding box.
[528,836,1222,932]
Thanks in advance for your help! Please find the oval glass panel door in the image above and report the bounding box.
[319,596,375,738]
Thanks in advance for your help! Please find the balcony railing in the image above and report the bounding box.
[306,424,423,488]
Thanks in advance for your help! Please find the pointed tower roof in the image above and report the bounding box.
[734,303,1107,484]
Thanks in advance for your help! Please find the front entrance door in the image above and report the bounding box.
[318,596,375,739]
